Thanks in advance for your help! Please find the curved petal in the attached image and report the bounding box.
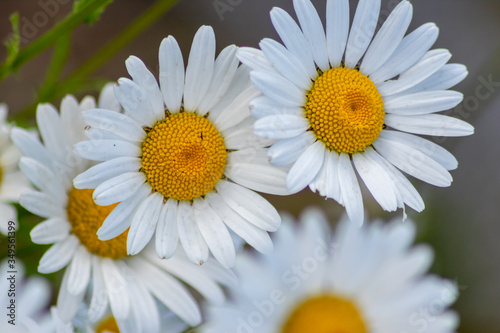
[155,199,179,259]
[254,115,309,139]
[268,131,316,167]
[286,141,325,193]
[384,114,474,137]
[384,90,464,115]
[177,201,209,265]
[338,153,364,226]
[93,172,146,206]
[159,36,185,113]
[73,156,142,189]
[326,0,349,68]
[250,71,306,107]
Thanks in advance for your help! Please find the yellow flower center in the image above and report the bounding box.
[67,188,128,259]
[305,67,385,154]
[141,112,227,201]
[96,316,120,333]
[281,295,367,333]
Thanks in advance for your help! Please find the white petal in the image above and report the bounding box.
[10,128,53,170]
[384,90,463,115]
[250,70,306,107]
[360,0,413,75]
[177,201,209,265]
[286,141,325,193]
[19,157,65,201]
[73,157,142,189]
[369,22,439,84]
[270,7,317,78]
[344,0,381,69]
[20,190,65,219]
[100,258,130,320]
[205,191,273,254]
[216,180,281,232]
[373,136,452,187]
[56,266,85,322]
[378,49,452,96]
[338,153,364,226]
[326,0,349,68]
[36,103,66,163]
[130,259,201,326]
[98,82,121,111]
[380,130,457,170]
[249,95,304,119]
[223,126,274,150]
[396,63,468,95]
[365,147,424,212]
[126,275,160,333]
[259,38,312,90]
[60,95,85,145]
[98,183,151,240]
[127,192,164,255]
[225,161,290,195]
[309,150,343,205]
[193,198,235,269]
[38,235,79,274]
[198,45,240,114]
[30,218,70,245]
[81,109,146,142]
[254,115,309,139]
[159,36,185,113]
[236,47,276,72]
[114,78,157,126]
[184,26,216,112]
[74,139,141,162]
[268,131,316,167]
[93,172,146,206]
[293,0,330,71]
[384,114,474,137]
[88,257,108,323]
[66,245,91,295]
[155,199,179,259]
[213,86,260,132]
[352,152,398,211]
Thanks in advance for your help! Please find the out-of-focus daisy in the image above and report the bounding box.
[12,86,235,331]
[201,209,459,333]
[73,25,287,267]
[0,104,31,235]
[0,259,54,333]
[238,0,474,225]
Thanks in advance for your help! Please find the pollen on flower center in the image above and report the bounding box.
[281,295,367,333]
[305,67,385,154]
[96,316,120,333]
[67,188,128,259]
[141,112,227,201]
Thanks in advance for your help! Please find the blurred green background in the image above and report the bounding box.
[0,0,499,332]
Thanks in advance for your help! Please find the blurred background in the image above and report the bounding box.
[0,0,499,331]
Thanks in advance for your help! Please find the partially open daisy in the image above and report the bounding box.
[201,209,459,333]
[238,0,474,225]
[0,104,31,235]
[12,86,235,331]
[73,25,287,267]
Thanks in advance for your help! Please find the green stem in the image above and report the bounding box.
[0,0,111,82]
[13,0,179,124]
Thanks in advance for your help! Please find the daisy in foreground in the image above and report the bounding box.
[238,0,474,225]
[0,104,30,235]
[73,25,288,267]
[201,209,459,333]
[12,86,235,332]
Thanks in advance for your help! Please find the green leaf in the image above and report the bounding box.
[4,12,21,66]
[73,0,114,24]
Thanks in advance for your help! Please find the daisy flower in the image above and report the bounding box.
[0,259,54,333]
[201,209,460,333]
[237,0,474,225]
[0,104,31,235]
[12,86,236,331]
[73,25,288,267]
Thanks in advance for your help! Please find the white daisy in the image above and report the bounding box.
[72,25,288,267]
[0,259,54,333]
[237,0,474,225]
[201,209,459,333]
[12,86,236,331]
[0,104,31,235]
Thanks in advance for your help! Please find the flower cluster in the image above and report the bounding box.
[0,1,473,332]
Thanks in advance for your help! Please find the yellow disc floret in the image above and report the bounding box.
[306,67,385,154]
[141,112,227,201]
[96,316,120,333]
[67,188,128,259]
[281,295,367,333]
